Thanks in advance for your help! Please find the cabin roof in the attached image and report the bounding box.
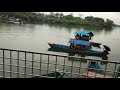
[75,30,94,36]
[69,39,90,46]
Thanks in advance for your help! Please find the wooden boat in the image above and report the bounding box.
[48,39,109,57]
[33,69,68,78]
[74,30,94,41]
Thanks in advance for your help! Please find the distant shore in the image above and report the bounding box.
[0,12,116,29]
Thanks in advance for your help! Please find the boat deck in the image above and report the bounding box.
[81,71,113,78]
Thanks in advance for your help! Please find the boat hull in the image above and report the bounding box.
[48,43,108,56]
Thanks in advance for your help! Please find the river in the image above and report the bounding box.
[0,23,120,77]
[0,23,119,62]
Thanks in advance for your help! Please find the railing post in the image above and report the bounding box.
[104,62,108,78]
[94,61,98,78]
[39,54,42,77]
[55,56,57,78]
[10,50,12,78]
[47,55,50,77]
[24,52,27,78]
[63,57,66,77]
[17,51,19,78]
[78,59,82,78]
[86,59,90,78]
[3,50,5,78]
[70,57,74,78]
[113,63,117,78]
[32,53,34,77]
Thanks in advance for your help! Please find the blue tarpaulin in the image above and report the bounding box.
[69,39,90,46]
[75,30,93,36]
[88,62,106,75]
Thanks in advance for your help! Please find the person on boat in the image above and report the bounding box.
[75,44,81,50]
[81,35,86,40]
[70,43,72,49]
[81,45,87,51]
[79,34,81,39]
[87,46,92,50]
[70,43,74,49]
[85,35,90,41]
[89,35,91,40]
[75,34,79,40]
[77,45,81,50]
[74,44,78,49]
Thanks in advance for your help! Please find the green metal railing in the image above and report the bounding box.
[0,48,120,78]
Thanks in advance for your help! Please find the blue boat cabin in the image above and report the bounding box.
[69,39,91,51]
[75,30,94,41]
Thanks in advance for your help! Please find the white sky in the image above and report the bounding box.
[40,12,120,25]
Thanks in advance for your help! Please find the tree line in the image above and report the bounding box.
[0,12,115,28]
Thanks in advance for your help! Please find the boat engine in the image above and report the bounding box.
[103,45,110,55]
[103,50,109,55]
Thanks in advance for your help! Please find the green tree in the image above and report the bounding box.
[64,13,74,20]
[59,13,64,18]
[85,16,95,22]
[105,19,114,27]
[0,12,115,28]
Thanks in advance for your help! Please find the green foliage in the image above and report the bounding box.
[105,19,114,28]
[0,12,115,28]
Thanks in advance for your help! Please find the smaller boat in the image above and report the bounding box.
[74,30,94,41]
[75,30,94,37]
[74,30,102,48]
[33,69,68,78]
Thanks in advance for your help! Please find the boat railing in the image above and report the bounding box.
[0,48,120,78]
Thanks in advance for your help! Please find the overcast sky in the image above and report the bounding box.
[41,12,120,25]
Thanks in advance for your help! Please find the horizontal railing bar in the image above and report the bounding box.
[0,57,86,64]
[0,58,119,73]
[0,57,120,66]
[4,71,11,73]
[0,63,120,75]
[0,70,3,72]
[5,77,11,78]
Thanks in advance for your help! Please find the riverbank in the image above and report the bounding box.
[0,20,115,31]
[0,12,115,29]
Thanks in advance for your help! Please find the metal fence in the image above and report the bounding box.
[0,48,120,78]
